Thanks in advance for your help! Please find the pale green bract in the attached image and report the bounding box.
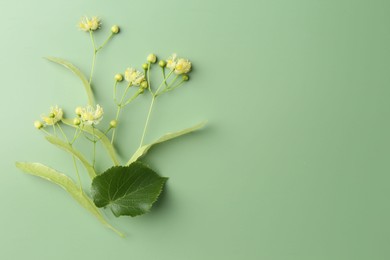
[61,118,120,166]
[15,162,124,237]
[45,136,97,179]
[46,56,94,106]
[127,121,207,165]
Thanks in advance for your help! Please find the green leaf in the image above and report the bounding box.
[15,162,124,237]
[46,56,94,106]
[62,118,120,166]
[45,136,96,179]
[126,121,206,165]
[91,162,168,217]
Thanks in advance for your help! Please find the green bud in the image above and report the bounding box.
[75,107,82,116]
[140,81,148,89]
[73,118,81,126]
[114,74,123,82]
[158,60,166,68]
[34,121,43,129]
[147,54,157,63]
[111,25,120,34]
[142,63,149,70]
[49,113,55,118]
[182,74,190,81]
[110,120,118,128]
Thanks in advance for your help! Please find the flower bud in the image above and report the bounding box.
[110,120,118,128]
[142,63,149,70]
[111,25,120,34]
[73,118,81,126]
[34,121,43,129]
[49,113,55,118]
[115,74,123,82]
[75,106,82,116]
[182,74,190,81]
[140,81,148,89]
[158,60,166,68]
[147,54,157,63]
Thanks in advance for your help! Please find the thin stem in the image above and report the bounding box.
[70,127,82,145]
[89,31,97,84]
[57,123,83,191]
[155,70,174,96]
[138,70,175,146]
[96,33,114,52]
[113,81,118,104]
[122,89,142,106]
[52,125,57,136]
[111,85,138,144]
[72,155,83,191]
[41,128,50,135]
[139,96,155,147]
[57,123,69,143]
[111,106,121,144]
[157,80,185,96]
[162,67,169,87]
[92,126,96,168]
[147,62,152,91]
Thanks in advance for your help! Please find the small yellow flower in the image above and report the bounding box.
[78,16,101,32]
[174,58,192,74]
[41,106,63,126]
[79,105,104,126]
[125,68,145,86]
[166,53,177,70]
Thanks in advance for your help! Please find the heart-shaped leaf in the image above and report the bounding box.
[91,162,168,217]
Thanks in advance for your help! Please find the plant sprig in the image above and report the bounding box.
[16,16,205,237]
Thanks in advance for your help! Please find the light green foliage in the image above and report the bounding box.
[45,136,97,179]
[127,121,207,165]
[46,57,94,106]
[15,162,124,237]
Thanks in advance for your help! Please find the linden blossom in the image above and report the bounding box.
[78,16,101,31]
[79,105,104,126]
[124,68,145,86]
[17,16,204,237]
[166,53,192,74]
[41,106,63,126]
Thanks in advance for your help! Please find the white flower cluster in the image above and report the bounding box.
[41,106,63,126]
[76,105,104,126]
[166,53,192,74]
[125,68,145,86]
[78,16,101,32]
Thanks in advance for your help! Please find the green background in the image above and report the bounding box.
[1,0,389,259]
